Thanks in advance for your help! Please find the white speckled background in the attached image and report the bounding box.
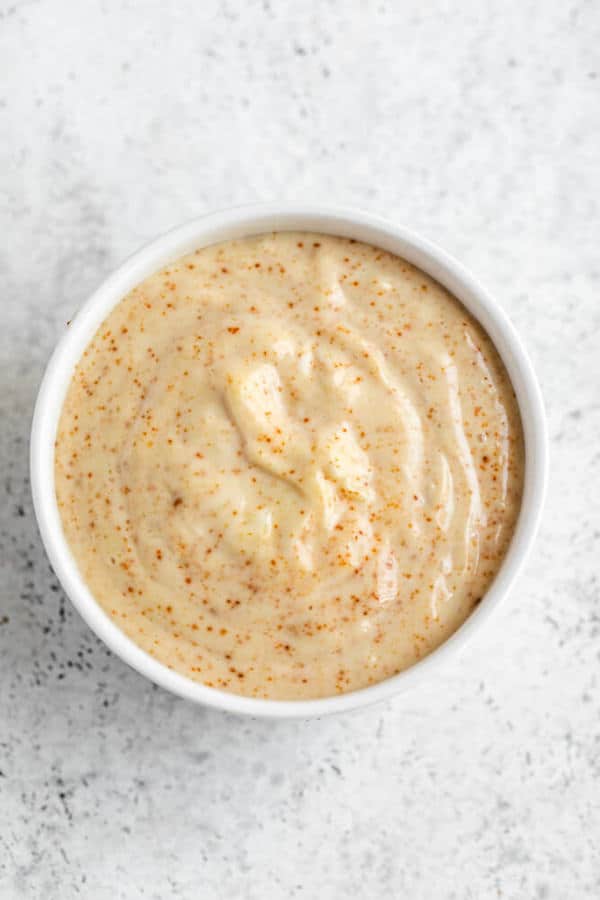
[1,1,599,897]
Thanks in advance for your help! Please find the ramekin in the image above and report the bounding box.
[30,204,548,718]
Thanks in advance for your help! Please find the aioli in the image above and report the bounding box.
[55,233,524,699]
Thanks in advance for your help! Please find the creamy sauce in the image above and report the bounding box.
[55,233,524,699]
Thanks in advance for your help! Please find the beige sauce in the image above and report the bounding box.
[55,233,524,699]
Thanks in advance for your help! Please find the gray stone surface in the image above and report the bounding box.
[1,1,599,897]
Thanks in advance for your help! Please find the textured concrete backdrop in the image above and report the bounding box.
[1,1,599,897]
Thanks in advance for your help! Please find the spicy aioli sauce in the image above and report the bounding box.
[55,233,524,699]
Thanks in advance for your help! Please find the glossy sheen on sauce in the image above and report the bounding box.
[55,233,524,699]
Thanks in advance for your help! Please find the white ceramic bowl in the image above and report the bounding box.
[30,204,548,718]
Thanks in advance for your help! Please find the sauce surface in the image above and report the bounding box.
[55,233,524,699]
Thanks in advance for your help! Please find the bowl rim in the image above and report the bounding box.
[30,202,548,718]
